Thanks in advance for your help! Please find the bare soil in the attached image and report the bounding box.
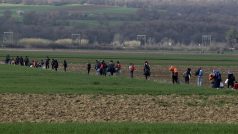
[1,94,238,123]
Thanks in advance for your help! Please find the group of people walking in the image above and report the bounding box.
[5,55,68,72]
[93,60,151,80]
[171,65,237,89]
[4,54,237,89]
[5,54,30,66]
[94,60,122,76]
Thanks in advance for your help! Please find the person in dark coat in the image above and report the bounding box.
[143,61,151,80]
[24,56,29,66]
[45,56,50,69]
[183,68,191,84]
[54,59,58,71]
[5,54,10,64]
[227,71,235,88]
[108,60,115,76]
[63,60,68,72]
[15,56,20,65]
[19,56,24,66]
[213,70,222,88]
[87,63,91,75]
[51,59,55,70]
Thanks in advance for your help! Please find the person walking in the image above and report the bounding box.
[115,61,121,75]
[129,63,136,78]
[51,59,55,70]
[24,56,29,66]
[87,63,91,75]
[5,54,10,64]
[143,61,151,80]
[195,67,203,86]
[227,71,235,88]
[183,68,191,84]
[169,65,179,84]
[63,60,68,72]
[54,59,58,71]
[45,56,50,69]
[108,60,115,76]
[213,70,222,88]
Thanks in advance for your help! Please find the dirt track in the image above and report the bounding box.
[1,94,238,123]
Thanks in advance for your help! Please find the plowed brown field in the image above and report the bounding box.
[1,94,238,123]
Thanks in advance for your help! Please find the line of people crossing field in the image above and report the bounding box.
[4,54,238,90]
[5,55,66,72]
[169,65,237,89]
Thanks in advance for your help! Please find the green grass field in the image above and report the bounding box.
[0,64,237,95]
[0,3,137,14]
[68,20,125,28]
[0,123,237,134]
[1,50,238,133]
[0,3,137,23]
[0,50,238,66]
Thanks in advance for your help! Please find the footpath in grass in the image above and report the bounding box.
[0,64,237,95]
[0,123,237,134]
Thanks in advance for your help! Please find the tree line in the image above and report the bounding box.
[0,1,238,48]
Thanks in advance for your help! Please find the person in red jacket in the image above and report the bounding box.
[129,63,136,78]
[115,61,121,75]
[169,65,179,84]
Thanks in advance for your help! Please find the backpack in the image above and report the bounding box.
[209,73,214,80]
[230,74,235,81]
[215,71,221,80]
[129,65,135,71]
[183,71,188,78]
[195,69,200,76]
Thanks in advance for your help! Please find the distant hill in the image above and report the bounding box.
[0,0,237,48]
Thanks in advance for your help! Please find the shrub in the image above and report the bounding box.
[124,40,141,48]
[55,39,72,47]
[18,38,52,48]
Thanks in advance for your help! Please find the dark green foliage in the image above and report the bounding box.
[0,2,238,45]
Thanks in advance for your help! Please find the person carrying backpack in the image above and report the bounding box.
[209,71,215,87]
[213,70,222,88]
[195,67,203,86]
[183,68,191,84]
